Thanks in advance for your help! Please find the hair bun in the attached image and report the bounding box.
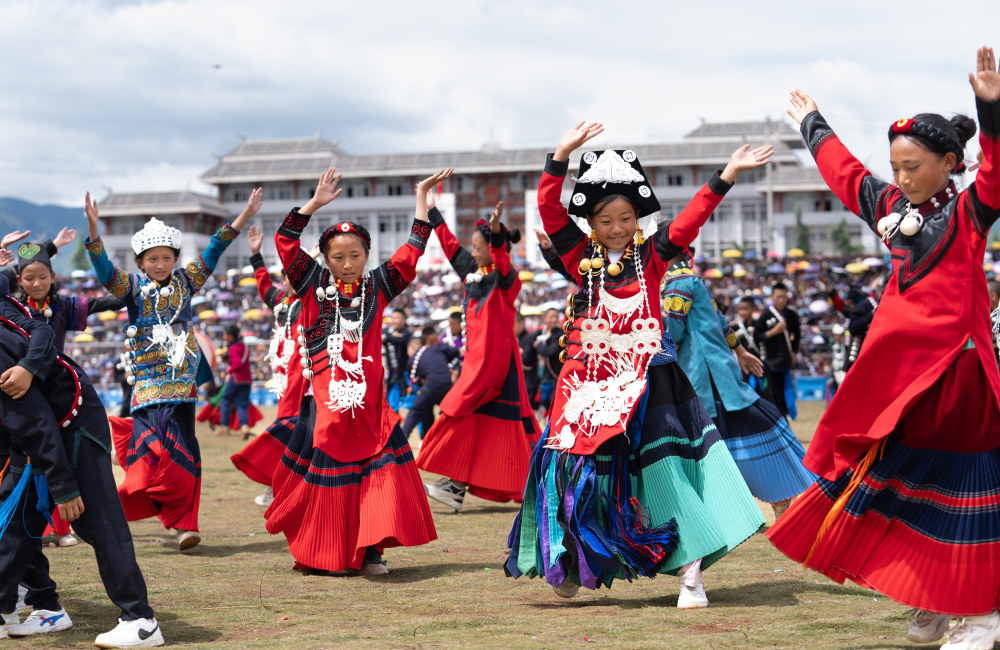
[950,114,977,147]
[507,228,522,244]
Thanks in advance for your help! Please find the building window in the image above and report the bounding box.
[376,178,407,197]
[226,185,255,203]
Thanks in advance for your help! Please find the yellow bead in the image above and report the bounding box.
[559,334,569,348]
[559,350,568,363]
[566,294,575,307]
[608,262,623,277]
[591,257,604,270]
[565,307,575,320]
[562,319,572,334]
[578,259,592,273]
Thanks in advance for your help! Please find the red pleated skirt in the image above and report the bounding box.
[231,416,297,486]
[110,403,201,532]
[196,402,265,429]
[265,397,437,572]
[769,349,1000,616]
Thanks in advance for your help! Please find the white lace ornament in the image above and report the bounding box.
[545,242,660,451]
[136,277,192,379]
[322,273,372,414]
[264,300,299,398]
[576,150,645,185]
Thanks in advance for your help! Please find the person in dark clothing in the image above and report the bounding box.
[0,273,162,647]
[532,308,564,411]
[731,295,766,395]
[754,282,800,419]
[515,313,541,409]
[401,326,459,439]
[844,285,877,369]
[383,308,411,409]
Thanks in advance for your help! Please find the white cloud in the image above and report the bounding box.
[0,0,997,204]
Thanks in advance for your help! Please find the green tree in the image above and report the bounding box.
[830,217,856,256]
[70,236,88,271]
[794,204,811,254]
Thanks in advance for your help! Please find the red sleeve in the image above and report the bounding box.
[432,217,463,261]
[537,168,587,285]
[489,233,521,296]
[800,112,892,232]
[829,291,845,314]
[275,210,323,301]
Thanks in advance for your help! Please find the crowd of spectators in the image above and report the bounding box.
[54,249,917,390]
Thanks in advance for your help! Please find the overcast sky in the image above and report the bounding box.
[2,0,998,206]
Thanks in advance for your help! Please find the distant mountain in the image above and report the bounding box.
[0,197,86,275]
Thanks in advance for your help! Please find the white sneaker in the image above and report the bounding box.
[553,578,580,599]
[55,533,79,548]
[254,486,274,507]
[5,608,73,636]
[94,617,164,648]
[1,610,21,639]
[942,611,1000,649]
[906,609,951,643]
[677,582,709,609]
[175,529,201,551]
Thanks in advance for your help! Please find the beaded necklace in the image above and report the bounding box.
[122,273,191,383]
[313,273,372,414]
[460,264,495,353]
[409,344,429,393]
[265,298,300,398]
[26,295,53,320]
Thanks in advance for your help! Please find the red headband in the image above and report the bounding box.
[891,118,915,134]
[320,222,371,251]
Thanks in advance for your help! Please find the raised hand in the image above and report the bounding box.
[0,230,30,250]
[247,224,264,255]
[489,201,504,234]
[53,226,78,249]
[534,228,553,250]
[0,248,13,267]
[969,46,1000,102]
[721,144,774,183]
[84,192,100,240]
[415,169,454,222]
[233,187,262,230]
[302,168,343,215]
[554,121,604,161]
[787,89,819,125]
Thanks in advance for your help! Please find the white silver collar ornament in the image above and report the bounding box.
[545,241,661,452]
[320,273,372,414]
[131,217,183,256]
[877,187,955,242]
[122,274,192,382]
[264,300,300,398]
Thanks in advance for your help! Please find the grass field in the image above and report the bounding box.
[12,402,927,649]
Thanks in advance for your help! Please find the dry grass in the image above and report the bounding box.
[16,402,920,649]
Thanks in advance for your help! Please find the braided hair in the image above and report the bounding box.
[319,222,372,255]
[475,219,522,252]
[889,113,977,174]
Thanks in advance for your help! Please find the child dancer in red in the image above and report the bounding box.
[231,225,309,507]
[419,193,542,511]
[768,48,1000,648]
[265,168,446,575]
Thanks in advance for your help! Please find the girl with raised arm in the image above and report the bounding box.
[768,48,1000,648]
[230,224,309,507]
[264,168,444,575]
[418,192,542,512]
[505,123,771,606]
[84,189,261,551]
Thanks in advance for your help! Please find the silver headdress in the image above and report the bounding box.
[131,217,183,255]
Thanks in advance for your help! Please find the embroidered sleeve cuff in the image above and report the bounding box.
[977,96,999,140]
[801,111,836,156]
[250,253,266,270]
[85,237,105,258]
[544,154,569,177]
[428,207,446,228]
[278,209,312,239]
[708,172,733,197]
[218,222,239,244]
[407,219,432,251]
[726,331,739,349]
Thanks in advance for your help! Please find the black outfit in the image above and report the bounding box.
[533,326,564,410]
[845,292,877,369]
[383,327,411,391]
[0,288,153,622]
[401,344,458,439]
[754,306,800,418]
[519,329,541,409]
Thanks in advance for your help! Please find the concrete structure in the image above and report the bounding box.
[95,119,884,273]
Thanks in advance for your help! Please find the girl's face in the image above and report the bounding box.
[138,246,178,283]
[17,262,53,301]
[470,230,492,267]
[588,197,637,252]
[889,137,956,206]
[223,331,235,344]
[324,234,369,285]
